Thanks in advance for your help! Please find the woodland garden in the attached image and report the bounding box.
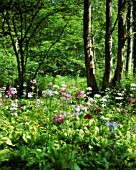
[0,0,136,169]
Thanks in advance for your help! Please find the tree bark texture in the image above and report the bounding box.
[102,0,112,91]
[133,0,136,74]
[112,0,126,85]
[126,0,133,75]
[83,0,98,94]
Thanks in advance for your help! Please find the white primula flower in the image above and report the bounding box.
[11,112,18,116]
[23,82,27,87]
[11,103,18,108]
[86,87,92,91]
[53,91,59,95]
[10,107,17,111]
[30,79,37,84]
[94,94,101,98]
[11,88,17,94]
[115,97,123,100]
[100,116,109,120]
[117,93,123,96]
[131,83,136,87]
[42,89,53,97]
[14,112,18,116]
[53,85,59,89]
[79,129,84,135]
[61,84,67,87]
[28,92,33,98]
[101,97,107,102]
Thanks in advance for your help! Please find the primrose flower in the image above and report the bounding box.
[63,92,71,99]
[18,106,23,109]
[86,102,91,107]
[30,79,37,84]
[53,91,59,95]
[74,105,87,112]
[52,114,64,124]
[48,82,53,86]
[84,114,93,119]
[0,86,6,92]
[74,106,81,112]
[129,98,135,103]
[23,82,27,87]
[94,108,102,113]
[94,94,101,98]
[105,122,118,129]
[101,103,106,107]
[124,110,128,114]
[28,92,33,98]
[42,89,53,97]
[130,83,136,87]
[72,112,81,117]
[100,116,109,120]
[10,107,17,111]
[11,112,18,116]
[53,84,59,89]
[7,88,12,95]
[76,90,85,98]
[86,87,92,91]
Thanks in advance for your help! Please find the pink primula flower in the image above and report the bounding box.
[53,114,64,125]
[30,79,37,84]
[129,98,135,103]
[76,90,85,98]
[124,110,128,114]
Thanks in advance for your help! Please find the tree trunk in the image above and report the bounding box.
[112,0,127,86]
[126,0,133,75]
[102,0,112,91]
[83,0,98,94]
[133,0,136,74]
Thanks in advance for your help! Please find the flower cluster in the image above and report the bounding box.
[52,114,64,125]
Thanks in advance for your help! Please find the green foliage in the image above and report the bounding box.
[0,77,136,169]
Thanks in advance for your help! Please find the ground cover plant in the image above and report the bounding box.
[0,76,136,170]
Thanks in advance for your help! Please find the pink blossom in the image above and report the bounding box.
[63,92,71,99]
[30,79,37,84]
[53,114,64,124]
[48,82,53,86]
[76,90,85,98]
[18,106,23,109]
[117,108,121,112]
[124,110,128,114]
[129,98,135,103]
[7,89,12,95]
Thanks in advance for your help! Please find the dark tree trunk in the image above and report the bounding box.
[133,0,136,74]
[102,0,112,91]
[83,0,98,94]
[126,0,133,75]
[112,0,127,86]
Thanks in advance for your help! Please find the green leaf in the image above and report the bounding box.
[1,137,14,146]
[74,163,81,170]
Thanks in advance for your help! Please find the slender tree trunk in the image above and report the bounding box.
[133,0,136,74]
[126,0,133,75]
[112,0,127,85]
[102,0,112,91]
[83,0,98,94]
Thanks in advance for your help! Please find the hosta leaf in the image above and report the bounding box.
[74,163,81,170]
[1,137,14,146]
